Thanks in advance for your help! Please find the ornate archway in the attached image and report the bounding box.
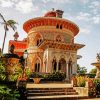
[58,58,66,72]
[34,33,43,46]
[34,58,40,72]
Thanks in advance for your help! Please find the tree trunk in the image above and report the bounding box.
[1,26,7,54]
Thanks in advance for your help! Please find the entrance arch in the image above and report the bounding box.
[34,58,40,72]
[58,58,66,72]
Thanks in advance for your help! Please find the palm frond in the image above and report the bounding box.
[7,20,18,25]
[10,24,17,31]
[0,13,6,22]
[7,20,18,31]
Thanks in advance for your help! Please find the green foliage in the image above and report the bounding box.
[89,68,97,74]
[44,71,66,81]
[88,79,100,97]
[0,60,6,81]
[87,74,96,78]
[88,87,96,97]
[94,79,100,88]
[76,76,86,87]
[29,71,66,81]
[25,68,32,78]
[9,65,22,81]
[7,20,18,25]
[30,72,43,78]
[0,85,20,100]
[77,64,87,74]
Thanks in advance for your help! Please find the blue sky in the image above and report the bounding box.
[0,0,100,72]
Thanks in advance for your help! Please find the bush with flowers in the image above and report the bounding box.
[94,79,100,97]
[88,78,100,98]
[75,76,86,87]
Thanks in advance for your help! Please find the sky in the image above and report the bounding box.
[0,0,100,72]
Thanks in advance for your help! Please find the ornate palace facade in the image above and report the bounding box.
[9,9,84,79]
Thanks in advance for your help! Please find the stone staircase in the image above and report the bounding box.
[26,83,88,100]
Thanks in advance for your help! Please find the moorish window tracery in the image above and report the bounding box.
[56,35,62,42]
[35,33,43,46]
[35,59,40,72]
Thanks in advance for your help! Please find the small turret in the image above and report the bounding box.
[56,9,64,18]
[13,32,19,41]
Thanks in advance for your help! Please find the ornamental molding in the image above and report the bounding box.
[28,26,74,37]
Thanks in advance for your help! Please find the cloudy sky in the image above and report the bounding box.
[0,0,100,72]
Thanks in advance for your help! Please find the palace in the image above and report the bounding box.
[9,9,84,80]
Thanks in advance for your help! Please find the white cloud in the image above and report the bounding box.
[92,16,100,24]
[0,0,38,14]
[89,1,100,14]
[80,28,91,35]
[0,0,14,7]
[79,0,89,4]
[42,0,71,4]
[15,0,33,13]
[76,12,91,21]
[89,1,100,9]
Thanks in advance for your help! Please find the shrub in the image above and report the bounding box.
[76,76,86,87]
[29,71,66,82]
[0,85,20,100]
[44,71,66,81]
[94,79,100,96]
[0,60,6,81]
[25,68,32,78]
[94,79,100,88]
[88,87,96,98]
[88,79,100,98]
[30,72,43,78]
[8,65,22,82]
[87,74,96,78]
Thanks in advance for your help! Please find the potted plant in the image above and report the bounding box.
[30,73,43,84]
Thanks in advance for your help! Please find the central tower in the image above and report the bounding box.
[23,9,84,79]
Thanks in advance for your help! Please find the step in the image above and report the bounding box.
[27,91,78,96]
[27,89,65,93]
[27,88,75,92]
[27,91,66,96]
[26,83,72,89]
[27,95,88,100]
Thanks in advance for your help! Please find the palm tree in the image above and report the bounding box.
[0,13,17,54]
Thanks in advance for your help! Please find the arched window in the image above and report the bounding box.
[56,24,59,29]
[60,25,62,29]
[35,59,40,72]
[37,40,39,46]
[56,35,62,42]
[58,58,66,72]
[35,33,43,46]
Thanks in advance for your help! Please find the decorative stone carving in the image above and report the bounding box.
[96,53,100,62]
[92,53,100,78]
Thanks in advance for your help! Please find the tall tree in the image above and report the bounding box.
[0,13,17,54]
[77,64,87,74]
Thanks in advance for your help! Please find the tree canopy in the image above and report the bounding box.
[77,64,87,75]
[89,68,97,74]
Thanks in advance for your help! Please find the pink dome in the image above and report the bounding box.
[44,11,56,17]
